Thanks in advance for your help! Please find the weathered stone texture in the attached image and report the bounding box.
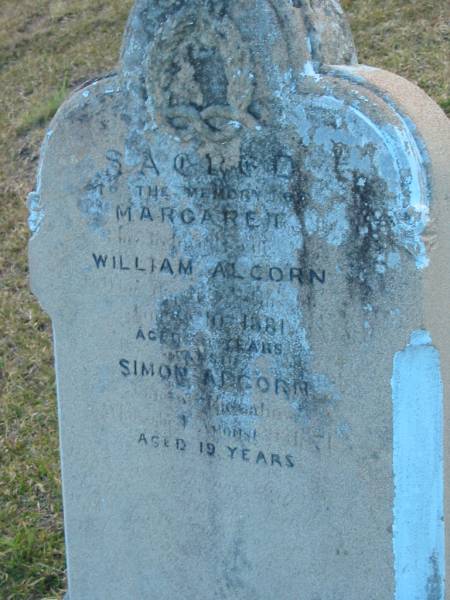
[29,1,450,599]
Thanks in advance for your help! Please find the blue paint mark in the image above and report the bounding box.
[392,330,445,599]
[27,191,44,234]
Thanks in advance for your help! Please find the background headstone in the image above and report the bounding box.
[29,1,450,598]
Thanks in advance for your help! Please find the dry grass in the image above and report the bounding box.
[343,0,450,113]
[0,0,448,598]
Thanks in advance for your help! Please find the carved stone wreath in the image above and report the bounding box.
[148,7,258,142]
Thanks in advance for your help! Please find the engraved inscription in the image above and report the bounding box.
[138,433,296,469]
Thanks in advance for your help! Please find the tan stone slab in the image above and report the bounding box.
[29,2,449,599]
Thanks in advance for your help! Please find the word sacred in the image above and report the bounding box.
[132,148,297,179]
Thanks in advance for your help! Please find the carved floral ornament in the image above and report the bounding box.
[136,0,357,142]
[147,6,258,142]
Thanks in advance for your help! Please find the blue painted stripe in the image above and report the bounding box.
[392,330,445,599]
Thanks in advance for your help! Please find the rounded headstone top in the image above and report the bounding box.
[120,0,357,79]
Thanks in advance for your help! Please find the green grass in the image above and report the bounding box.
[343,0,450,114]
[0,1,448,598]
[17,80,69,135]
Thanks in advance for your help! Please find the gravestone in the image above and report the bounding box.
[28,1,450,599]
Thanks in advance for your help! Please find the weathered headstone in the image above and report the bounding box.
[29,1,450,598]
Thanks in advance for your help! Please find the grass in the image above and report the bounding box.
[17,79,69,135]
[0,1,448,598]
[343,0,450,114]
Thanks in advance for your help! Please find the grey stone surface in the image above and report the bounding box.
[29,1,450,599]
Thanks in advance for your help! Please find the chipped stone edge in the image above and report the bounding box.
[27,74,119,240]
[27,129,52,237]
[323,64,433,270]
